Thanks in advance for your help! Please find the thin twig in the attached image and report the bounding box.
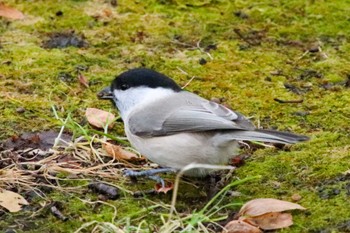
[274,98,304,103]
[196,40,214,60]
[177,67,197,89]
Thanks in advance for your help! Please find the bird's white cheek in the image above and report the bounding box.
[113,91,132,120]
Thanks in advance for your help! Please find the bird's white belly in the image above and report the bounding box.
[125,127,239,176]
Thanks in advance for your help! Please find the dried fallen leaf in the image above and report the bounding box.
[0,3,24,20]
[102,8,112,17]
[155,181,174,194]
[29,134,41,144]
[0,189,29,212]
[243,212,293,230]
[78,72,89,88]
[103,142,138,160]
[3,131,71,151]
[291,193,302,202]
[239,198,306,217]
[86,108,115,129]
[223,220,262,233]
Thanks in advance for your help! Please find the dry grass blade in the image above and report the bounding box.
[0,134,133,196]
[78,72,89,88]
[0,168,37,190]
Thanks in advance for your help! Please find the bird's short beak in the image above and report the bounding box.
[97,86,114,100]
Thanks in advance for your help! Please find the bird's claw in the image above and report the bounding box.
[122,168,176,188]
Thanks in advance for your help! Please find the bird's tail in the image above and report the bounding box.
[228,129,309,144]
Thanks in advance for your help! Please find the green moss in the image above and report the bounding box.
[1,0,350,232]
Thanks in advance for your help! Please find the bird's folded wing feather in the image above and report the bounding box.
[128,92,255,137]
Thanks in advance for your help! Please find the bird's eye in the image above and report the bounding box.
[120,84,129,90]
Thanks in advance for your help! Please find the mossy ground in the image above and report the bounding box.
[1,0,350,232]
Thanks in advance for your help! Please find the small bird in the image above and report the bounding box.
[99,68,308,182]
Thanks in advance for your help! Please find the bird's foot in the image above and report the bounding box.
[123,167,177,188]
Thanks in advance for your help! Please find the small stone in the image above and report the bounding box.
[205,44,217,52]
[271,181,281,189]
[270,70,282,76]
[42,31,88,49]
[308,45,320,53]
[238,44,250,50]
[234,10,249,19]
[301,82,313,88]
[4,229,16,233]
[333,189,340,195]
[16,107,25,113]
[58,72,74,83]
[199,58,207,65]
[291,193,302,202]
[55,11,63,17]
[318,52,328,60]
[110,0,118,7]
[292,111,309,117]
[345,75,350,88]
[265,76,272,81]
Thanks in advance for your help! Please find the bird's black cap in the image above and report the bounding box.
[111,68,182,92]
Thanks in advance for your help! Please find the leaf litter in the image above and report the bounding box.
[0,115,305,231]
[0,127,145,213]
[155,181,174,194]
[0,189,28,212]
[239,198,306,217]
[86,108,116,129]
[223,198,306,232]
[102,142,139,161]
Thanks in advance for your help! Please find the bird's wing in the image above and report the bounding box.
[128,91,255,137]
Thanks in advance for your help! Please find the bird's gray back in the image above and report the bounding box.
[128,91,255,137]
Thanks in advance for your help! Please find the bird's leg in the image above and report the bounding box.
[123,167,177,188]
[124,167,177,177]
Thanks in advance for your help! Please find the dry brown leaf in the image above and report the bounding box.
[78,72,89,88]
[103,142,138,160]
[3,130,71,151]
[223,220,262,233]
[86,108,115,129]
[0,189,29,212]
[0,3,24,20]
[155,181,174,194]
[242,212,293,230]
[291,193,302,202]
[102,8,112,17]
[239,198,306,217]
